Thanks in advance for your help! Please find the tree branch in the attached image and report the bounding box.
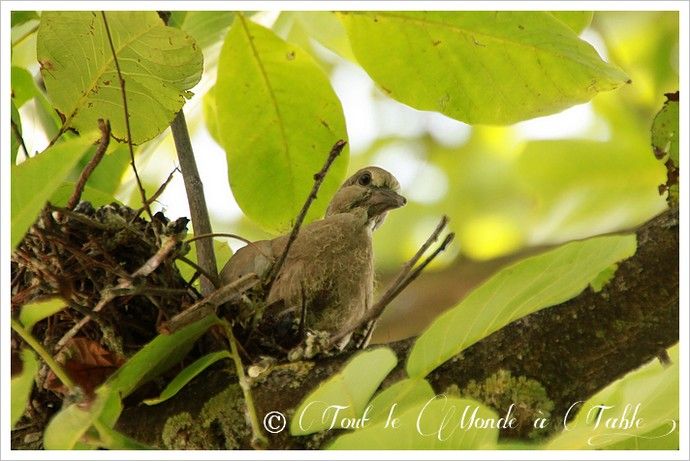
[116,207,678,448]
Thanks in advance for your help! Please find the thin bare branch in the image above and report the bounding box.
[135,167,179,218]
[100,11,153,221]
[266,139,347,289]
[66,119,111,210]
[327,223,455,348]
[159,273,260,334]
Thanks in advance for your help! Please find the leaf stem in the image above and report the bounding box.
[100,11,153,222]
[11,319,76,391]
[220,319,268,449]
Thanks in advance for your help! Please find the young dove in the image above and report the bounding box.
[220,167,406,350]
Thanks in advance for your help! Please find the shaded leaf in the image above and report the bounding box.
[172,11,235,51]
[11,349,38,428]
[216,14,348,233]
[339,11,629,124]
[105,315,220,398]
[143,351,232,405]
[11,66,37,108]
[329,396,499,449]
[19,297,66,331]
[11,11,39,28]
[43,387,120,449]
[407,235,637,378]
[292,12,357,61]
[11,135,96,248]
[37,11,203,144]
[290,347,397,435]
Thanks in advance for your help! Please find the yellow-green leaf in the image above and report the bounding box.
[37,11,203,144]
[11,349,38,428]
[215,14,348,234]
[19,298,66,331]
[339,11,629,125]
[549,11,593,34]
[407,235,637,378]
[11,135,96,248]
[329,396,499,449]
[290,347,397,435]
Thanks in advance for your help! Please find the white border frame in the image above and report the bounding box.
[1,2,687,460]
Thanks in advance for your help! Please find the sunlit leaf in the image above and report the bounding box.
[548,11,593,34]
[11,135,96,248]
[11,66,36,108]
[290,347,397,435]
[19,297,66,331]
[544,344,679,449]
[11,349,38,428]
[12,11,39,28]
[407,235,637,378]
[329,396,499,449]
[144,351,232,405]
[292,12,356,61]
[171,11,235,51]
[44,387,120,449]
[37,11,203,144]
[11,100,21,164]
[366,378,435,422]
[216,14,348,234]
[339,11,629,124]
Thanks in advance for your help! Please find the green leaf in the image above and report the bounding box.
[367,378,435,422]
[11,100,21,164]
[407,234,637,378]
[11,135,96,249]
[590,263,618,292]
[548,12,593,34]
[93,418,152,449]
[290,347,397,435]
[544,344,679,449]
[12,11,39,28]
[19,297,66,331]
[44,387,120,449]
[105,315,220,398]
[203,85,221,146]
[172,11,235,51]
[652,93,679,166]
[11,349,38,428]
[216,14,349,234]
[11,66,36,108]
[49,182,121,209]
[339,12,629,124]
[329,396,499,449]
[37,11,203,144]
[177,238,232,284]
[143,351,232,405]
[292,12,356,61]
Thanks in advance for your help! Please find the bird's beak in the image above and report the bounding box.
[367,188,407,217]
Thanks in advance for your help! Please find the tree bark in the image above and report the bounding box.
[117,207,678,449]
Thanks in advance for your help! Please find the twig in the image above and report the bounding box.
[176,256,217,290]
[386,215,448,296]
[66,119,111,210]
[327,223,455,348]
[12,319,76,392]
[160,273,260,334]
[170,110,218,295]
[11,119,30,159]
[55,235,182,351]
[186,232,253,246]
[220,318,268,449]
[100,11,153,222]
[266,139,347,289]
[135,167,179,218]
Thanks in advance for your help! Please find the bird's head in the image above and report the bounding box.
[326,166,407,229]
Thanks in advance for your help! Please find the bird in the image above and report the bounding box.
[220,166,406,352]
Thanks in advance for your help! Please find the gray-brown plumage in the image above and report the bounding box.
[220,166,405,349]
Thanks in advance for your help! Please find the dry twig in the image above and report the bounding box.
[266,139,347,289]
[66,119,111,210]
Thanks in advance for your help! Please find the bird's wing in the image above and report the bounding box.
[219,239,275,284]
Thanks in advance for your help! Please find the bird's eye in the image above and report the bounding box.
[358,172,372,186]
